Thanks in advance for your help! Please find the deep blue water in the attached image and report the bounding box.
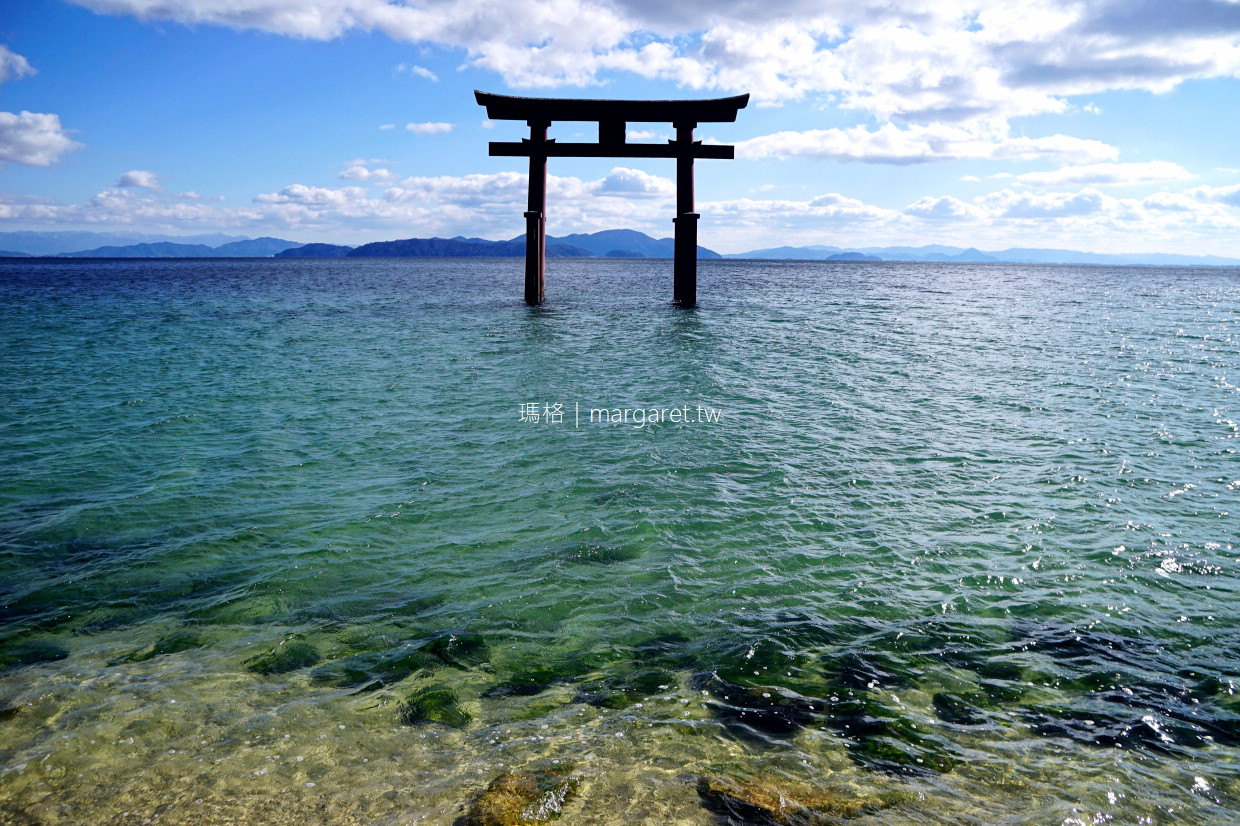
[1,258,1238,824]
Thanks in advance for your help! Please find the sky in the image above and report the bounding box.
[2,0,1240,254]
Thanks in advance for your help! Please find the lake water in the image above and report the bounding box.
[1,257,1238,825]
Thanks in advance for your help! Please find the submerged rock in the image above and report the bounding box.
[398,686,472,729]
[244,640,321,675]
[109,631,204,666]
[311,632,489,692]
[822,692,957,775]
[484,669,562,699]
[310,648,438,691]
[0,638,69,669]
[424,633,490,670]
[459,764,579,825]
[630,631,698,670]
[561,543,639,565]
[821,651,915,692]
[692,672,819,740]
[696,775,871,825]
[575,668,675,710]
[931,692,987,726]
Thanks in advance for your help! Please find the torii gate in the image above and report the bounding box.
[475,90,749,307]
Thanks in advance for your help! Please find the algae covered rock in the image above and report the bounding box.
[824,693,957,775]
[696,775,870,825]
[424,633,489,670]
[398,686,472,729]
[110,631,204,666]
[244,639,321,675]
[310,648,438,691]
[0,638,69,669]
[575,668,675,710]
[691,672,818,739]
[461,765,580,826]
[931,692,987,726]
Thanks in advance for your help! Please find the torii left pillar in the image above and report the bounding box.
[524,120,549,306]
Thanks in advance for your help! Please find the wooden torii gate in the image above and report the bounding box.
[475,90,749,307]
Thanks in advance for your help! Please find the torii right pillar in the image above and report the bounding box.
[673,120,698,307]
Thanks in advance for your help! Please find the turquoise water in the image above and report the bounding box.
[1,258,1238,824]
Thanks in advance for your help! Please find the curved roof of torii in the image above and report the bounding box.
[474,91,749,123]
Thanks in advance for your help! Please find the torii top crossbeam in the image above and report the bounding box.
[475,90,749,307]
[475,91,749,124]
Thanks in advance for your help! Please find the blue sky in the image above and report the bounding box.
[2,0,1240,254]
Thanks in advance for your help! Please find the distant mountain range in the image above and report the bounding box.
[1,229,1237,266]
[56,237,302,258]
[279,229,722,259]
[729,243,1240,267]
[0,231,249,256]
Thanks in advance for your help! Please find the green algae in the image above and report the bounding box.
[575,668,675,710]
[931,692,987,726]
[560,543,639,565]
[109,630,204,666]
[310,648,437,690]
[423,632,489,669]
[692,672,819,740]
[0,638,69,669]
[244,639,321,675]
[821,689,958,775]
[483,668,564,699]
[397,686,472,729]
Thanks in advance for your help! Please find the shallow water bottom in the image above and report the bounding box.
[3,638,1239,826]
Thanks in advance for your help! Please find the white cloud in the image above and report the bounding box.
[0,46,35,84]
[406,121,453,135]
[8,158,1240,255]
[736,121,1117,165]
[116,169,161,189]
[395,63,438,81]
[961,175,981,182]
[62,0,1240,121]
[1191,183,1240,208]
[904,195,983,221]
[0,111,81,167]
[984,187,1109,218]
[1015,161,1192,187]
[595,167,675,197]
[340,165,396,182]
[481,119,494,129]
[378,123,395,130]
[626,129,664,141]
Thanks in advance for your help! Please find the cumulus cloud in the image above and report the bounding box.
[1191,183,1240,207]
[0,111,81,167]
[406,121,453,135]
[340,165,396,182]
[985,187,1109,218]
[904,195,983,221]
[116,169,161,189]
[1015,161,1192,187]
[7,170,1240,254]
[0,46,35,84]
[737,121,1118,165]
[62,0,1240,120]
[595,167,675,197]
[396,63,438,81]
